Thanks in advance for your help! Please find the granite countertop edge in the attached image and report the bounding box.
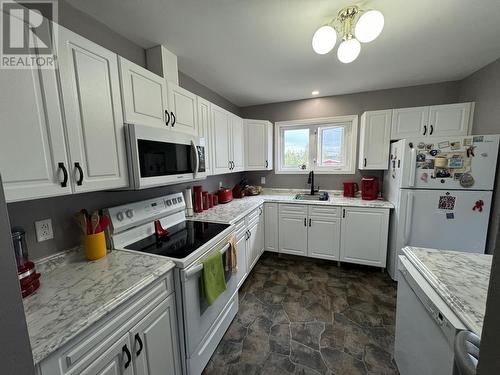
[402,247,482,335]
[28,250,175,365]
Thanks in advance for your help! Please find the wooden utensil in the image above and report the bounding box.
[90,211,100,234]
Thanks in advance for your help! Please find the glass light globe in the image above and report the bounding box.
[312,25,337,54]
[337,38,361,63]
[355,10,384,43]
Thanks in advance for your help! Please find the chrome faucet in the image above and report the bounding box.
[307,171,319,195]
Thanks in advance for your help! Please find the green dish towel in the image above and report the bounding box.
[201,251,227,305]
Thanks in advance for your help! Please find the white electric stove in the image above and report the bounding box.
[106,193,238,375]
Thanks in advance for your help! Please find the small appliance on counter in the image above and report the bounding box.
[218,187,233,203]
[343,182,359,197]
[12,227,40,298]
[361,176,379,200]
[232,184,245,199]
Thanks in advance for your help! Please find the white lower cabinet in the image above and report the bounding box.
[131,294,181,375]
[39,274,181,375]
[264,203,278,252]
[307,207,340,260]
[340,207,389,267]
[278,204,308,256]
[246,206,264,271]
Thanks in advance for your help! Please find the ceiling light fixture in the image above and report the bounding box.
[311,90,320,95]
[312,5,384,63]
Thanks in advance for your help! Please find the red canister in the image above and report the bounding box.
[212,195,218,206]
[193,185,203,213]
[202,191,209,210]
[207,193,213,208]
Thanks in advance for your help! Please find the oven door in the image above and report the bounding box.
[180,240,238,358]
[126,123,204,189]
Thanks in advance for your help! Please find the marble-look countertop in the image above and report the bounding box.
[24,248,175,365]
[402,246,492,336]
[191,189,393,224]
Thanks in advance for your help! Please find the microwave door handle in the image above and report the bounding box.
[404,192,414,244]
[191,139,199,178]
[408,148,417,187]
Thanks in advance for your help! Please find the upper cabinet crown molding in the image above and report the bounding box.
[118,56,170,128]
[390,102,474,140]
[359,110,391,170]
[244,119,273,171]
[57,26,128,193]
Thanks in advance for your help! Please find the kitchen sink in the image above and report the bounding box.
[294,192,329,201]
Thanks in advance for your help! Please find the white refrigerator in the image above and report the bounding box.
[383,134,499,280]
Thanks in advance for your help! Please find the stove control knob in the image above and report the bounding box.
[166,200,172,206]
[116,212,124,221]
[125,209,134,219]
[177,197,182,203]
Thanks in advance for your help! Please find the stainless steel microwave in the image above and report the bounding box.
[125,123,207,189]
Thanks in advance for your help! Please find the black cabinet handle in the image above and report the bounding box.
[423,125,427,135]
[171,112,176,127]
[232,161,235,169]
[342,209,346,218]
[430,124,434,135]
[75,162,84,186]
[122,345,132,368]
[165,110,171,126]
[135,333,144,356]
[309,218,312,227]
[364,158,367,167]
[265,160,268,168]
[58,162,68,187]
[304,218,306,227]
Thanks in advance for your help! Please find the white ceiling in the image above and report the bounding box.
[66,0,500,107]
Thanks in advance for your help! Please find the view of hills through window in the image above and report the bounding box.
[283,125,344,168]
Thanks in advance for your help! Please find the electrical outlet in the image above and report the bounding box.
[35,219,53,242]
[260,176,266,185]
[219,181,223,188]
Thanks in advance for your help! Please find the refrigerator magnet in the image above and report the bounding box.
[420,172,428,182]
[416,153,426,162]
[429,149,439,156]
[460,173,475,188]
[438,141,450,149]
[446,212,455,220]
[417,142,426,149]
[426,143,434,150]
[438,195,456,210]
[463,138,472,146]
[448,157,464,168]
[450,141,461,150]
[473,136,484,143]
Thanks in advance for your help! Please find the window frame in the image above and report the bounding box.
[274,115,358,175]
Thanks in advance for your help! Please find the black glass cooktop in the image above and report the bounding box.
[125,220,230,259]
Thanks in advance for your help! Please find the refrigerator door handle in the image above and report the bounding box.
[408,148,417,187]
[404,192,414,244]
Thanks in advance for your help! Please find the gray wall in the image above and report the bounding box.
[7,174,243,260]
[459,58,500,254]
[0,177,35,375]
[241,81,461,190]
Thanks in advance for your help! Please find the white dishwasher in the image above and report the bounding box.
[395,256,466,375]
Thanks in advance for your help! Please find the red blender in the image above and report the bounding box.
[12,227,40,298]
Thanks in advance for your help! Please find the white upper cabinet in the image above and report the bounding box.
[359,110,391,170]
[196,97,212,175]
[391,102,473,140]
[58,26,128,193]
[119,56,169,128]
[230,114,245,172]
[244,119,273,170]
[0,51,71,202]
[391,106,429,140]
[167,83,198,135]
[210,104,231,174]
[428,103,473,136]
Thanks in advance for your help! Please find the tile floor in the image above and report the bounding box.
[203,252,399,375]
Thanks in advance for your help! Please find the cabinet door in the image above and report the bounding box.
[131,294,181,375]
[210,105,231,174]
[340,208,389,267]
[428,103,472,137]
[247,221,259,271]
[278,214,308,256]
[58,26,128,193]
[0,53,70,202]
[307,216,340,260]
[266,121,273,170]
[359,110,391,170]
[196,97,212,175]
[80,334,134,375]
[257,207,265,257]
[235,233,248,288]
[119,57,168,128]
[264,203,278,252]
[391,106,429,140]
[167,83,197,135]
[231,115,245,172]
[244,120,267,170]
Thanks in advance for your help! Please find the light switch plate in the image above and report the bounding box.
[35,219,53,242]
[261,176,266,184]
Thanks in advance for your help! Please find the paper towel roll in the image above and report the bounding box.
[184,188,194,217]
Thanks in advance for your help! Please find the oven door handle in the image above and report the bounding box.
[191,139,200,179]
[183,243,231,280]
